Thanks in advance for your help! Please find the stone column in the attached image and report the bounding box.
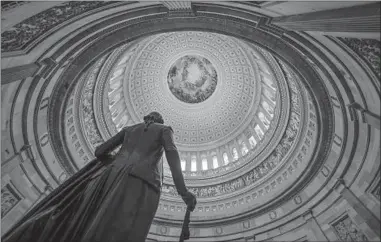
[185,152,191,171]
[196,152,202,171]
[224,144,233,163]
[255,117,267,136]
[272,3,380,39]
[233,139,240,160]
[249,122,261,144]
[206,152,214,170]
[302,210,329,241]
[262,95,275,108]
[240,135,251,154]
[259,106,272,124]
[216,147,224,168]
[334,179,381,239]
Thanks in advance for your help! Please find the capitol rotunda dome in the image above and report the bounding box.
[62,31,318,225]
[2,2,379,241]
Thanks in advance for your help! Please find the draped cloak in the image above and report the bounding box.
[2,123,187,242]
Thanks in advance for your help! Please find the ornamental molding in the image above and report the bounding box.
[1,1,126,55]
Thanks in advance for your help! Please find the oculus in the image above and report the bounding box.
[167,55,217,104]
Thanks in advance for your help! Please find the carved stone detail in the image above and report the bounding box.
[1,184,22,218]
[338,37,380,79]
[79,55,107,148]
[332,215,368,242]
[1,1,115,52]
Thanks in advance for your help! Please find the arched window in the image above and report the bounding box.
[112,109,119,119]
[258,112,270,129]
[202,158,208,170]
[180,160,186,171]
[255,125,264,139]
[262,101,274,118]
[261,74,276,90]
[262,101,274,117]
[109,93,121,106]
[259,64,270,75]
[241,142,249,156]
[264,89,276,104]
[223,153,229,165]
[109,79,122,93]
[118,53,132,65]
[111,67,124,80]
[213,156,219,168]
[191,156,197,172]
[232,148,239,161]
[249,136,257,149]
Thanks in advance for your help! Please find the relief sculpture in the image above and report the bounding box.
[81,57,106,148]
[333,215,368,242]
[1,184,21,218]
[2,2,113,52]
[338,37,380,80]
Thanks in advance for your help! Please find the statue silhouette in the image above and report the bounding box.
[2,112,196,242]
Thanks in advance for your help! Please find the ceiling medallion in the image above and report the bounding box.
[167,55,217,104]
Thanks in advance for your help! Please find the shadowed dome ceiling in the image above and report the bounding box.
[61,30,319,223]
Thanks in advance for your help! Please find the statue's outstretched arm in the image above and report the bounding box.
[161,126,187,196]
[95,128,126,158]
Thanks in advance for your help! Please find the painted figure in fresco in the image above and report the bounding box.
[2,112,196,242]
[167,55,218,104]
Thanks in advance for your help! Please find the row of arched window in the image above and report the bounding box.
[165,50,279,173]
[175,97,276,172]
[178,127,266,172]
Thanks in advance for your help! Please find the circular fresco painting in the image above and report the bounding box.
[167,55,218,104]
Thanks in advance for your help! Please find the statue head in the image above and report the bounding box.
[143,112,164,131]
[144,111,164,124]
